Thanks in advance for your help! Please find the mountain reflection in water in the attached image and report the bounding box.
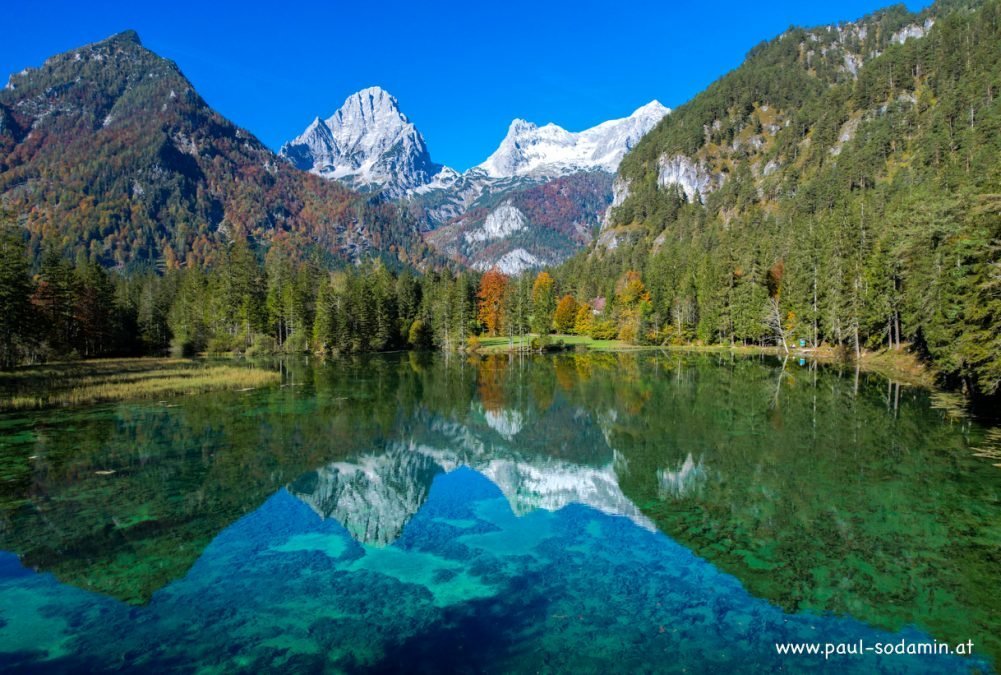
[0,352,998,672]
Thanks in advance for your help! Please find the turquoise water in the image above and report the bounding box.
[0,353,998,672]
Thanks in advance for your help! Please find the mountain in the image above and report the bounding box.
[595,4,951,252]
[559,0,1001,394]
[410,103,669,272]
[280,90,668,273]
[290,446,442,545]
[0,32,424,269]
[423,172,614,273]
[279,86,443,199]
[477,101,671,178]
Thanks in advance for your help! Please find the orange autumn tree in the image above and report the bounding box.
[615,270,650,307]
[477,268,509,336]
[553,295,579,334]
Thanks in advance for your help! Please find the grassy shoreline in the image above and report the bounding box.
[0,358,280,411]
[473,334,935,388]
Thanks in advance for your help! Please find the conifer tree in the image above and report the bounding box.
[0,217,33,368]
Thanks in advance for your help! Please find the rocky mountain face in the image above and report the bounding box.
[0,32,425,269]
[281,91,668,273]
[423,172,614,273]
[279,86,443,199]
[414,102,669,272]
[289,447,443,545]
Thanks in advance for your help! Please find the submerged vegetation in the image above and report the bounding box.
[0,353,998,662]
[0,358,278,410]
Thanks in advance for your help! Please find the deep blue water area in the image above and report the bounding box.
[0,469,990,673]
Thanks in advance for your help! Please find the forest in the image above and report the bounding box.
[0,210,657,368]
[559,0,1001,397]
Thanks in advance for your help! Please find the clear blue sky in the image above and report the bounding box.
[1,0,928,171]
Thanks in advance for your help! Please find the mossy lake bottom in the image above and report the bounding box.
[0,352,998,673]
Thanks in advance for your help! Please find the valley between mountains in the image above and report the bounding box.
[2,3,1001,672]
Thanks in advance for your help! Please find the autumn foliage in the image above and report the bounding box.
[553,295,579,334]
[477,268,509,336]
[615,271,650,307]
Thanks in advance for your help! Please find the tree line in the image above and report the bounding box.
[0,208,680,369]
[3,200,999,404]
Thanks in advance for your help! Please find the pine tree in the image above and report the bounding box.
[312,276,335,354]
[73,260,116,357]
[35,250,78,355]
[0,217,33,368]
[224,240,264,344]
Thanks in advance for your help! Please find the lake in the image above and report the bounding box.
[0,352,998,673]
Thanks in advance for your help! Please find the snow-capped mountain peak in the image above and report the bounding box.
[279,86,442,198]
[281,92,669,274]
[631,99,671,119]
[476,101,670,179]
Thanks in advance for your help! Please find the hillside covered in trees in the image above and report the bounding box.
[555,0,1001,396]
[0,31,428,270]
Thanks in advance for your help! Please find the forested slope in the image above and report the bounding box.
[559,0,1001,394]
[0,31,427,270]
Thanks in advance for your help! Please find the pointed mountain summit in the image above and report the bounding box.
[280,86,443,198]
[476,101,670,178]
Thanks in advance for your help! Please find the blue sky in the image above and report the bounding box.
[1,0,928,171]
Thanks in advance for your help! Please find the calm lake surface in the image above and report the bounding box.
[0,352,998,673]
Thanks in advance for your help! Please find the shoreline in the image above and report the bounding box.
[0,358,279,411]
[0,343,938,412]
[472,335,936,389]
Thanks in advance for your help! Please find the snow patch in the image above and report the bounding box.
[414,166,461,194]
